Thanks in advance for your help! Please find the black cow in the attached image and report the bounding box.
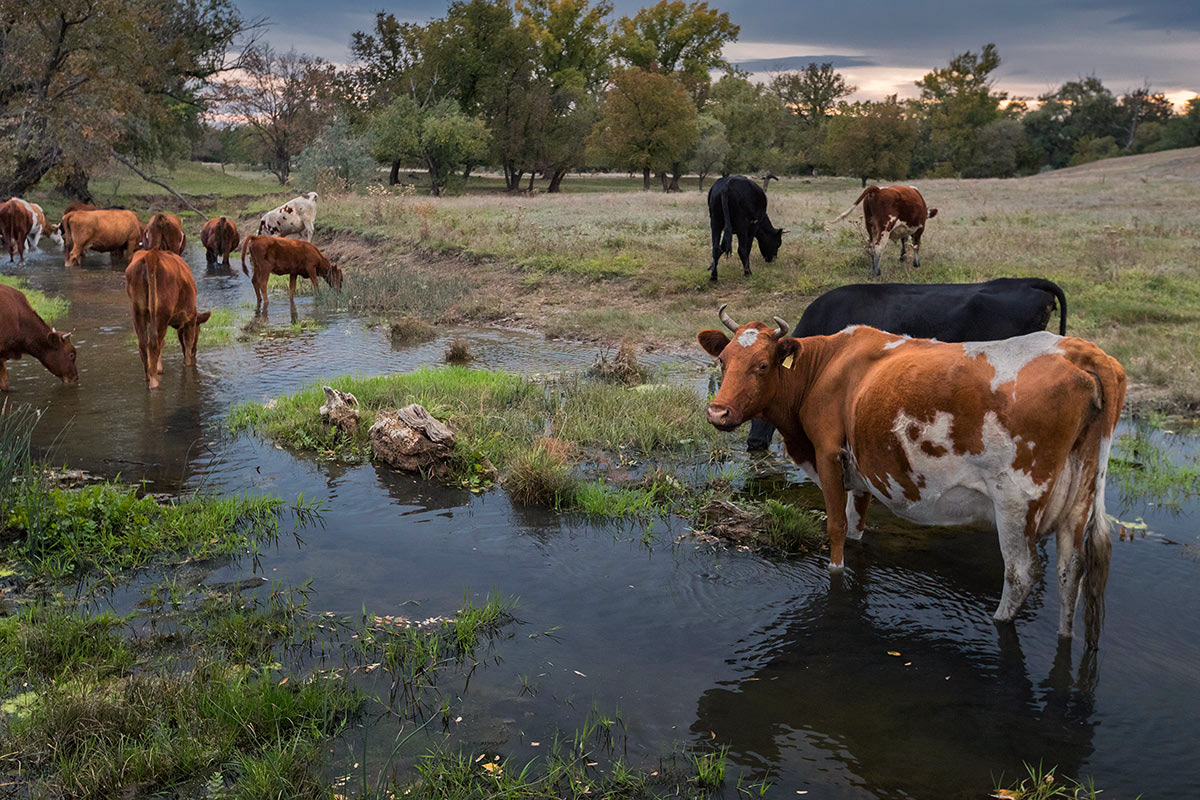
[745,277,1069,450]
[707,175,785,281]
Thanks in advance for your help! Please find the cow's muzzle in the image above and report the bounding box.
[706,404,742,431]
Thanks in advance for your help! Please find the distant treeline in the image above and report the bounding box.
[4,0,1198,200]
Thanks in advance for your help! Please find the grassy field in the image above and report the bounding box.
[310,147,1200,411]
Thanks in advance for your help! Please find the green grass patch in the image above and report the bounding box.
[198,306,240,346]
[993,762,1103,799]
[1109,429,1200,509]
[0,275,70,323]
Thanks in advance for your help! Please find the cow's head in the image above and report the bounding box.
[47,223,63,247]
[755,223,785,263]
[43,329,79,385]
[177,310,212,365]
[699,305,796,431]
[320,254,344,290]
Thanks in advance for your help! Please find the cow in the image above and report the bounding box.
[200,216,240,269]
[833,185,937,276]
[0,283,78,391]
[60,208,142,266]
[257,192,318,241]
[241,234,342,311]
[139,212,187,254]
[0,199,33,263]
[746,278,1070,450]
[699,306,1125,647]
[707,176,786,281]
[125,249,211,389]
[26,202,61,249]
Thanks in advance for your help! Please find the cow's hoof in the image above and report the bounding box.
[828,560,845,572]
[709,274,718,282]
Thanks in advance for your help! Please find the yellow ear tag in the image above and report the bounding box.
[781,354,795,370]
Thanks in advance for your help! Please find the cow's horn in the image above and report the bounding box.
[779,229,790,235]
[772,317,789,339]
[718,304,739,332]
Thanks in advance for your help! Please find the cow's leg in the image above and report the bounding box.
[746,419,776,451]
[288,274,298,303]
[870,237,884,276]
[737,233,753,277]
[911,227,924,268]
[899,236,908,261]
[709,218,723,281]
[303,223,313,242]
[816,454,850,570]
[205,247,215,267]
[845,492,871,541]
[993,504,1038,624]
[1055,522,1085,640]
[0,360,8,392]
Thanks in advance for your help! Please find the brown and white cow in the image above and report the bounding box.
[139,212,187,254]
[257,192,318,241]
[833,185,937,276]
[200,216,240,268]
[0,199,33,263]
[125,249,211,389]
[241,234,342,311]
[61,208,142,266]
[699,306,1125,646]
[0,283,78,391]
[27,202,61,249]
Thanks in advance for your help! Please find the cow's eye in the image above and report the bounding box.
[755,362,768,373]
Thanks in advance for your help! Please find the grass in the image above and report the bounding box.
[309,148,1200,410]
[389,315,436,345]
[1109,427,1200,509]
[2,477,322,582]
[0,275,70,323]
[992,762,1105,799]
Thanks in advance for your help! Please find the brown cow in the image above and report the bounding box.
[0,283,78,391]
[61,208,142,266]
[125,249,211,389]
[0,199,33,263]
[699,306,1125,647]
[140,212,187,254]
[241,234,342,311]
[200,216,240,268]
[833,185,938,276]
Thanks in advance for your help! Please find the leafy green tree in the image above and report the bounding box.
[822,97,917,186]
[966,118,1029,178]
[708,73,783,174]
[293,117,378,191]
[1152,98,1200,151]
[370,96,424,184]
[1116,87,1175,149]
[689,112,728,190]
[348,13,435,111]
[1023,76,1119,170]
[613,0,738,103]
[769,63,855,122]
[589,68,697,190]
[1068,134,1120,167]
[371,97,489,195]
[914,43,1007,175]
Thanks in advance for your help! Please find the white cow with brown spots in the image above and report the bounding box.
[833,185,937,276]
[699,306,1126,647]
[258,192,318,241]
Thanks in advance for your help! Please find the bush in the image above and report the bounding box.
[293,117,378,192]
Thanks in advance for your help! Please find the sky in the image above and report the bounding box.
[240,0,1200,107]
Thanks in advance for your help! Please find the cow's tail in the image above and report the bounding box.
[831,186,874,224]
[1080,356,1124,649]
[719,189,733,256]
[144,252,160,348]
[241,235,253,277]
[1028,278,1069,335]
[218,216,229,255]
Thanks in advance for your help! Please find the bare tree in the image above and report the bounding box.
[214,45,336,184]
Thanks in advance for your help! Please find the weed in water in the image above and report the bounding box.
[1109,428,1200,509]
[690,746,728,789]
[444,338,473,364]
[389,316,436,345]
[587,343,647,385]
[992,762,1105,799]
[506,444,578,505]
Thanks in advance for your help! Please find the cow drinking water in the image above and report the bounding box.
[699,305,1124,647]
[0,284,78,391]
[241,235,342,311]
[201,216,240,268]
[706,176,785,281]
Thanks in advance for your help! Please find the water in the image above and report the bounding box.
[5,243,1199,798]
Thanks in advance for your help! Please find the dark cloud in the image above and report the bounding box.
[732,55,875,72]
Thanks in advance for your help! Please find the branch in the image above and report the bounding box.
[110,151,203,215]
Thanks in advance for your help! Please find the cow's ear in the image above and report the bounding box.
[774,337,801,367]
[196,310,212,324]
[698,329,730,357]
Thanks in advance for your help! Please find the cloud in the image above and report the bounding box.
[731,55,876,72]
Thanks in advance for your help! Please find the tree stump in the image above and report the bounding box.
[369,403,456,477]
[320,386,360,436]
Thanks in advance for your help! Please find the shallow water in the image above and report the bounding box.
[5,243,1199,798]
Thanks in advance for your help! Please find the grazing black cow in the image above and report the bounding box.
[707,175,785,281]
[745,277,1069,450]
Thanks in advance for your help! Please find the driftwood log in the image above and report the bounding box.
[320,386,360,435]
[369,403,456,476]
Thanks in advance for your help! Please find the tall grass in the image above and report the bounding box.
[0,275,70,323]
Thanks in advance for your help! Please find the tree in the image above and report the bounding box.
[613,0,738,103]
[1023,76,1118,170]
[589,69,697,190]
[914,43,1007,175]
[966,118,1028,178]
[1153,98,1200,151]
[768,63,855,121]
[215,45,336,184]
[689,112,727,190]
[708,73,782,174]
[1067,134,1120,167]
[1117,86,1175,150]
[348,13,436,111]
[0,0,258,199]
[822,98,917,186]
[370,97,489,195]
[293,117,378,191]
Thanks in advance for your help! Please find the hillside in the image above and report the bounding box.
[1029,146,1200,182]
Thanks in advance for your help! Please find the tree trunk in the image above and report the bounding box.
[0,147,61,199]
[698,173,706,191]
[547,167,568,193]
[658,171,669,191]
[642,167,651,191]
[527,171,535,192]
[860,175,867,187]
[462,163,474,183]
[57,165,93,204]
[667,161,682,192]
[389,160,402,185]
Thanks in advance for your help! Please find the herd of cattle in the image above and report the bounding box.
[0,193,342,389]
[0,178,1128,646]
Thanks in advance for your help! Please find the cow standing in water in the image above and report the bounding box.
[0,284,78,391]
[140,212,187,254]
[699,306,1124,646]
[241,235,342,311]
[125,250,211,389]
[706,176,785,281]
[833,185,936,275]
[0,199,33,263]
[747,277,1070,450]
[201,216,240,268]
[60,208,143,266]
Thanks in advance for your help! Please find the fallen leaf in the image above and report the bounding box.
[574,670,587,677]
[475,754,486,763]
[279,677,289,685]
[530,742,540,747]
[887,651,901,657]
[455,716,463,723]
[482,763,502,775]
